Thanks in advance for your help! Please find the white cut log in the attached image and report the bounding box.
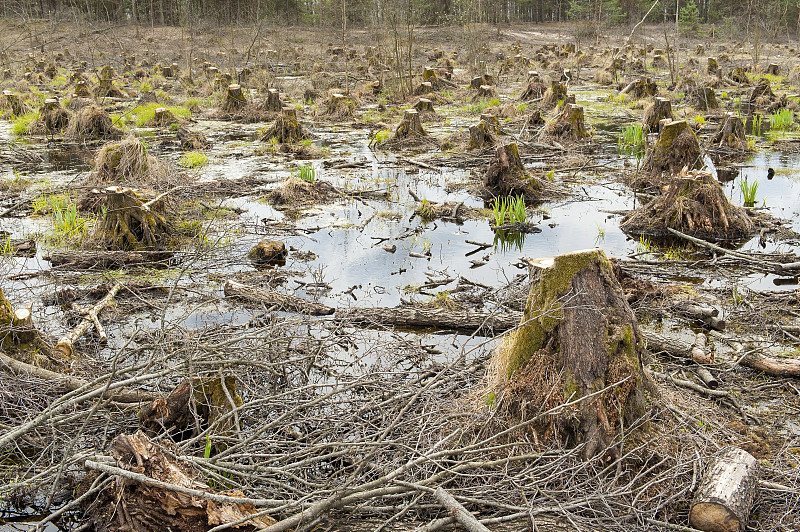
[691,332,713,364]
[690,447,759,532]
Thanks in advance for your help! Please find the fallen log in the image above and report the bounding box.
[335,307,522,335]
[44,250,173,270]
[690,448,759,532]
[740,351,800,377]
[224,279,334,316]
[0,350,155,403]
[56,282,122,357]
[641,328,712,364]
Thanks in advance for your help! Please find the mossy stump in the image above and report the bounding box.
[0,90,26,117]
[540,80,567,110]
[260,107,308,144]
[484,142,541,197]
[693,86,719,111]
[707,57,719,75]
[623,77,657,99]
[749,78,775,108]
[620,169,754,240]
[730,67,751,85]
[393,109,426,139]
[468,113,503,150]
[469,74,494,89]
[73,81,91,98]
[641,120,702,179]
[177,126,211,150]
[31,98,69,135]
[543,103,588,142]
[709,113,748,151]
[491,248,647,459]
[248,239,287,266]
[96,186,170,250]
[414,81,434,96]
[642,97,673,133]
[323,92,355,119]
[222,83,247,113]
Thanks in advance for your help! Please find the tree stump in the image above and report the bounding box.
[621,77,657,99]
[161,63,174,77]
[0,290,53,366]
[247,239,287,266]
[709,113,748,150]
[694,86,719,111]
[707,57,719,75]
[324,92,355,119]
[689,448,759,532]
[766,63,779,76]
[222,83,247,113]
[413,98,435,115]
[543,103,588,141]
[177,126,211,150]
[484,142,540,197]
[96,186,170,250]
[393,109,426,139]
[153,107,178,127]
[541,80,567,109]
[491,248,647,459]
[414,81,434,95]
[474,84,496,100]
[65,105,123,140]
[0,90,26,116]
[749,78,775,108]
[35,98,70,134]
[73,80,91,98]
[468,113,503,150]
[260,107,308,143]
[261,88,284,112]
[620,169,753,240]
[520,71,546,101]
[422,66,438,84]
[642,97,673,133]
[469,73,494,89]
[641,120,702,178]
[730,67,751,85]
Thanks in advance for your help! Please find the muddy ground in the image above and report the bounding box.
[0,18,800,532]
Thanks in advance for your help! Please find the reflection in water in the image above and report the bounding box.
[493,229,526,253]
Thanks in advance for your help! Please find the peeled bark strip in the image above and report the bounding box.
[83,431,276,532]
[690,448,759,532]
[224,279,334,316]
[492,249,647,459]
[56,282,122,357]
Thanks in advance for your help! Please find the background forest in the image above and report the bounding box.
[1,0,798,42]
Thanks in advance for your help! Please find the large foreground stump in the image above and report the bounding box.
[96,186,170,250]
[690,448,759,532]
[641,120,702,179]
[492,249,647,459]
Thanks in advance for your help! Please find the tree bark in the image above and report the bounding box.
[335,306,521,335]
[224,280,334,316]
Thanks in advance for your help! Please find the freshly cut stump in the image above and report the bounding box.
[393,108,426,139]
[484,142,541,198]
[491,248,647,459]
[413,98,434,114]
[709,113,747,150]
[642,97,673,133]
[473,84,496,100]
[260,88,284,112]
[96,186,170,250]
[690,448,759,532]
[641,120,702,179]
[260,107,308,143]
[221,83,247,112]
[543,103,588,141]
[152,107,179,127]
[621,169,753,240]
[323,92,355,119]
